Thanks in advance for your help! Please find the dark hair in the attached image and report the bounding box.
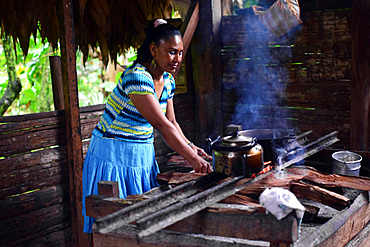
[134,19,182,65]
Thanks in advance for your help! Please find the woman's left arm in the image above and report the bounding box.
[166,99,211,160]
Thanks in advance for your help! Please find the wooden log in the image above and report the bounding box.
[95,173,222,233]
[219,194,265,212]
[166,207,298,243]
[287,166,370,191]
[157,172,207,184]
[49,56,64,110]
[290,181,350,211]
[236,174,305,195]
[293,192,370,247]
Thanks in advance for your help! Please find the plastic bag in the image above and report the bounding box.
[259,187,305,220]
[252,0,303,37]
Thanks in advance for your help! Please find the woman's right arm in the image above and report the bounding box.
[129,93,212,173]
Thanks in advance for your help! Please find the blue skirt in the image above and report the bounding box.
[82,135,159,233]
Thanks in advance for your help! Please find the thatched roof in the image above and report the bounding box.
[0,0,175,64]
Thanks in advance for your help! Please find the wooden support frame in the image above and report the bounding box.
[87,181,298,246]
[87,179,370,247]
[57,0,91,246]
[191,0,223,145]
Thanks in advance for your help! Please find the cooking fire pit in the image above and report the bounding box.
[85,131,370,246]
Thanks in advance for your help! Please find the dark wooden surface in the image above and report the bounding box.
[350,0,370,151]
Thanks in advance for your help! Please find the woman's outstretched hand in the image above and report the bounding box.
[190,156,213,173]
[190,144,212,161]
[188,144,213,173]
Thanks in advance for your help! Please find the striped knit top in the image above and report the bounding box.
[93,63,175,142]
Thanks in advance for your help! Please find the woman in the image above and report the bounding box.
[82,18,212,233]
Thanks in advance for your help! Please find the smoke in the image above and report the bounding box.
[225,10,304,165]
[229,14,295,131]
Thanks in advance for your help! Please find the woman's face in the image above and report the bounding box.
[151,35,183,74]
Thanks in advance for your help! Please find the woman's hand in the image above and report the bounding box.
[190,154,213,173]
[189,143,212,161]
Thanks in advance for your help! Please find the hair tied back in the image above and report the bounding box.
[154,18,167,28]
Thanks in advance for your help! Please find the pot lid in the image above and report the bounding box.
[222,134,254,146]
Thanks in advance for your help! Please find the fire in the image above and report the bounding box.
[251,161,272,178]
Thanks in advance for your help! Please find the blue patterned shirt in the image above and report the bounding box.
[93,63,176,142]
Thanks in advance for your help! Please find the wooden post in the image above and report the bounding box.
[98,181,119,198]
[58,0,92,246]
[49,56,64,110]
[350,0,370,151]
[191,0,223,146]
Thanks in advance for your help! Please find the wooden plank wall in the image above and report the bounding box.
[220,8,359,150]
[0,92,194,247]
[0,105,103,246]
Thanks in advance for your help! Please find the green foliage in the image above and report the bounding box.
[0,30,112,115]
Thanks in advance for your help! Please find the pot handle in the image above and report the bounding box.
[207,136,221,147]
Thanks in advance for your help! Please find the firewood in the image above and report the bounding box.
[219,194,265,213]
[290,181,350,210]
[235,174,305,195]
[301,204,320,222]
[156,172,206,184]
[287,166,370,191]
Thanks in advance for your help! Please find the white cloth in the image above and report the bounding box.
[259,187,305,220]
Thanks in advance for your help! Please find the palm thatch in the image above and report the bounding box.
[0,0,174,64]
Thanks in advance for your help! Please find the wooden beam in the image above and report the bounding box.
[166,207,298,244]
[58,0,91,246]
[293,192,370,247]
[191,0,223,145]
[49,56,64,110]
[350,0,370,151]
[180,0,199,60]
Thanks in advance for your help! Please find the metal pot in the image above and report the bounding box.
[209,133,264,177]
[332,151,362,176]
[238,129,295,163]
